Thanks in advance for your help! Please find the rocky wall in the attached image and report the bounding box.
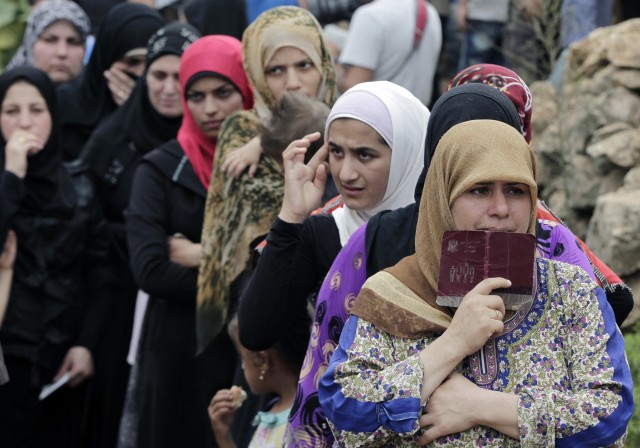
[531,18,640,327]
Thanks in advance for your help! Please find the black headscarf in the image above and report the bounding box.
[57,3,164,161]
[81,23,200,189]
[0,67,75,215]
[122,22,201,151]
[183,0,247,39]
[365,83,522,276]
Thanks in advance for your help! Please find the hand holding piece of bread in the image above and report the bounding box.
[230,385,247,409]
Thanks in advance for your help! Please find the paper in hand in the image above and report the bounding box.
[436,230,536,310]
[39,372,71,400]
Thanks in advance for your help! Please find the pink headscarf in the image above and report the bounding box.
[447,64,533,143]
[177,35,254,188]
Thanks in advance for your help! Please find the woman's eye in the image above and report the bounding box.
[215,88,234,99]
[68,37,83,46]
[265,66,283,76]
[187,92,203,102]
[469,187,489,196]
[507,187,526,196]
[357,150,373,160]
[2,108,18,116]
[329,146,343,156]
[152,72,167,81]
[41,35,58,44]
[297,60,314,70]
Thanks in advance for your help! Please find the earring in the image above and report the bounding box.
[259,369,266,381]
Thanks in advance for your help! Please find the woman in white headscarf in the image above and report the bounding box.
[237,80,429,386]
[7,0,90,84]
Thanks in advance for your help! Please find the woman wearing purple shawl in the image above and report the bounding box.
[286,82,601,446]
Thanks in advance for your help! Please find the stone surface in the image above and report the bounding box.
[586,190,640,277]
[532,19,640,319]
[592,122,633,141]
[530,81,557,136]
[611,69,640,90]
[624,166,640,189]
[607,20,640,69]
[586,128,640,168]
[565,155,625,211]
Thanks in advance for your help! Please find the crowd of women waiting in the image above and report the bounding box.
[0,1,635,447]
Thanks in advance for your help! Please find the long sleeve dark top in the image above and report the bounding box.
[238,215,342,355]
[0,166,111,372]
[125,141,206,302]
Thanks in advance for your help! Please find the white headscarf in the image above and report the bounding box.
[7,0,91,70]
[325,81,430,245]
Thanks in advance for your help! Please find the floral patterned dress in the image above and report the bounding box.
[319,259,633,447]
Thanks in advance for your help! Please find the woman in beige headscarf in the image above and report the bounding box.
[197,6,337,352]
[318,120,633,446]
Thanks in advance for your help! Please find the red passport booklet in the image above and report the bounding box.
[436,231,536,310]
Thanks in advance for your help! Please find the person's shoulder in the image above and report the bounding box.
[538,258,597,295]
[217,109,260,154]
[304,213,341,245]
[307,213,339,229]
[137,140,184,177]
[221,109,259,131]
[142,140,182,163]
[80,112,125,166]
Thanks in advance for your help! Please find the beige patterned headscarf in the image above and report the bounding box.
[242,6,337,120]
[352,120,538,337]
[196,6,338,353]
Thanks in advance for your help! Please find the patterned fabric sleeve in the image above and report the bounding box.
[319,315,428,446]
[516,265,633,447]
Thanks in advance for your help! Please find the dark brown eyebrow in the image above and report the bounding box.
[474,182,527,186]
[329,141,382,155]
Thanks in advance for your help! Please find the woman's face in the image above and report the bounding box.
[264,46,322,101]
[32,20,85,84]
[185,76,244,138]
[1,81,52,152]
[146,55,182,118]
[450,181,532,233]
[328,118,391,211]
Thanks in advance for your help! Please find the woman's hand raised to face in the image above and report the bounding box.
[278,132,328,224]
[4,130,45,178]
[441,277,510,359]
[104,62,136,106]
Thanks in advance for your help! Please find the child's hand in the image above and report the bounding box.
[208,389,238,446]
[221,137,263,179]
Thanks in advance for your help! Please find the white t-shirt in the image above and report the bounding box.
[339,0,442,105]
[467,0,509,23]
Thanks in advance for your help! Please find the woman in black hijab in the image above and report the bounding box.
[79,22,201,448]
[57,2,164,161]
[0,66,110,447]
[365,83,522,276]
